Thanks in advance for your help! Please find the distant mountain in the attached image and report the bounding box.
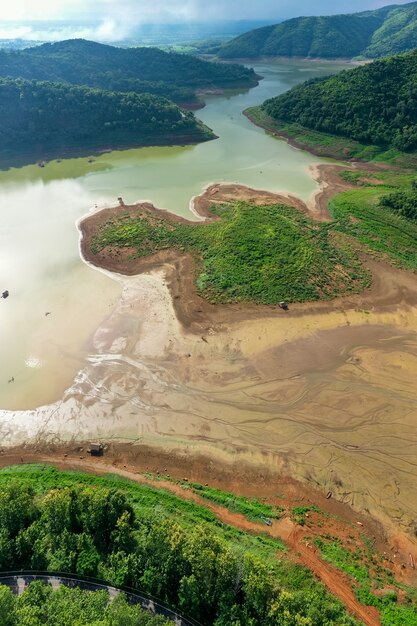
[218,2,417,60]
[0,39,258,105]
[0,77,214,164]
[261,50,417,151]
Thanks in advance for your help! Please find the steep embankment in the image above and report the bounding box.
[218,1,417,59]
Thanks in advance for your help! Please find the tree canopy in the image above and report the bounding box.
[0,478,357,626]
[0,39,258,105]
[0,77,213,161]
[0,583,171,626]
[261,50,417,152]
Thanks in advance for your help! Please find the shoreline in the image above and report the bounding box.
[1,441,416,622]
[243,108,349,160]
[0,131,218,172]
[217,55,367,65]
[0,440,410,558]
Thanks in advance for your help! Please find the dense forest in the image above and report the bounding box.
[0,471,359,626]
[0,77,213,161]
[0,39,258,106]
[261,50,417,152]
[218,1,417,59]
[0,584,170,626]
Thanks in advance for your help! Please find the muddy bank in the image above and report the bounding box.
[2,253,417,548]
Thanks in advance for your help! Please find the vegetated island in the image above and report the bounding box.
[80,159,417,328]
[0,462,416,625]
[0,77,215,167]
[0,38,259,109]
[80,182,371,314]
[217,0,417,60]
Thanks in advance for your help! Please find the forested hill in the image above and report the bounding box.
[261,50,417,152]
[0,77,214,163]
[218,1,417,59]
[0,39,258,105]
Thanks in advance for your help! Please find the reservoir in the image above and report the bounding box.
[0,60,348,411]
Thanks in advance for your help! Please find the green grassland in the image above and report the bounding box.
[330,171,417,271]
[0,465,358,626]
[91,201,370,305]
[244,109,417,275]
[180,481,284,523]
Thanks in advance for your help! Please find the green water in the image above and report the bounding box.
[0,60,349,410]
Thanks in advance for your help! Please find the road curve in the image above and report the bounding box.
[0,571,203,626]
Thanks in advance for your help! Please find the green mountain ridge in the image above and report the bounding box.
[218,1,417,59]
[261,49,417,152]
[0,38,258,105]
[0,77,214,165]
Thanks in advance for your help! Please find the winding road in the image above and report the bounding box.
[0,571,202,626]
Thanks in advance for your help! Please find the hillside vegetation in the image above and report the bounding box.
[218,1,417,59]
[261,50,417,152]
[0,465,359,626]
[0,39,258,106]
[0,77,214,163]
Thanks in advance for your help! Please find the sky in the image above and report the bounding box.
[0,0,413,42]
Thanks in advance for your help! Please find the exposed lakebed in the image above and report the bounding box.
[2,60,417,541]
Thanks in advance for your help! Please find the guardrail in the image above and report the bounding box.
[0,571,205,626]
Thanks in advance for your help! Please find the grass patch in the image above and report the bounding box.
[91,201,370,304]
[331,187,417,271]
[314,537,370,584]
[314,535,417,625]
[188,482,285,524]
[291,506,321,526]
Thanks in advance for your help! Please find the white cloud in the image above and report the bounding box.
[0,0,412,41]
[0,20,128,43]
